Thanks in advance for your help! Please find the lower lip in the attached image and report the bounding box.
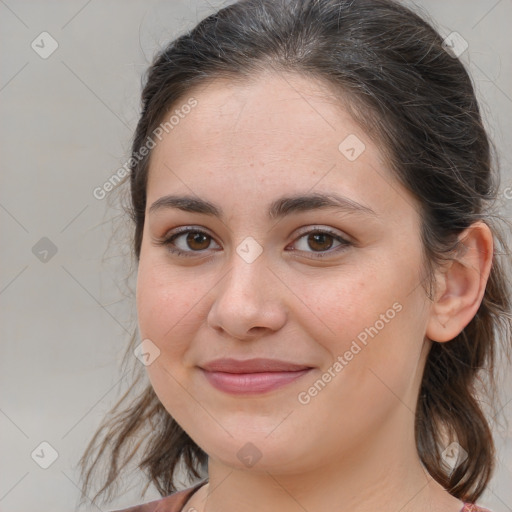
[200,368,312,395]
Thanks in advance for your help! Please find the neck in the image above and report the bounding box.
[188,410,464,512]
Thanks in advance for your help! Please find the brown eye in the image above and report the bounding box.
[307,232,334,251]
[186,232,211,250]
[160,228,221,256]
[290,228,351,258]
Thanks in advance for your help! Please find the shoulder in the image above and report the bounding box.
[110,481,207,512]
[461,504,493,512]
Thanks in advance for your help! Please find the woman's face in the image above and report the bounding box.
[136,72,433,474]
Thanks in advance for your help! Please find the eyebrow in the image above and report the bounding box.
[148,192,377,220]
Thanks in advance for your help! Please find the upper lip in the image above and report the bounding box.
[200,358,312,373]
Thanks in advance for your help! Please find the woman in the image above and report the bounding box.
[79,0,512,511]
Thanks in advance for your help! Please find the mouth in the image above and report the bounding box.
[199,358,313,395]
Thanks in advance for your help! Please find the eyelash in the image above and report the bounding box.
[155,226,352,259]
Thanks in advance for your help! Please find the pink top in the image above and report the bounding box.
[111,481,493,512]
[461,506,492,512]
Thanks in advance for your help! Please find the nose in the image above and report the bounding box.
[207,251,287,341]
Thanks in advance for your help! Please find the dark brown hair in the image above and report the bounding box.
[80,0,512,506]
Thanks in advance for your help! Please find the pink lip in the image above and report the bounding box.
[199,358,313,395]
[201,368,312,394]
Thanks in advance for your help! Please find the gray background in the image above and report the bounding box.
[1,1,511,511]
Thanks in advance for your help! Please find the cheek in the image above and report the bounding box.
[135,256,207,358]
[285,264,385,356]
[135,257,208,419]
[290,256,427,400]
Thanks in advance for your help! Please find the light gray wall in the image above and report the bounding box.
[1,1,510,511]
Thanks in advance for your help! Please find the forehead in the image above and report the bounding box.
[146,72,415,221]
[155,72,364,162]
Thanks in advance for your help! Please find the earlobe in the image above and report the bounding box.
[426,221,494,343]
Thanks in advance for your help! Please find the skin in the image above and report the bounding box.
[135,70,493,512]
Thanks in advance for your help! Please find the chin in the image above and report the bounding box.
[200,429,313,474]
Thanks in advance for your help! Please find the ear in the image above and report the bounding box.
[426,221,494,343]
